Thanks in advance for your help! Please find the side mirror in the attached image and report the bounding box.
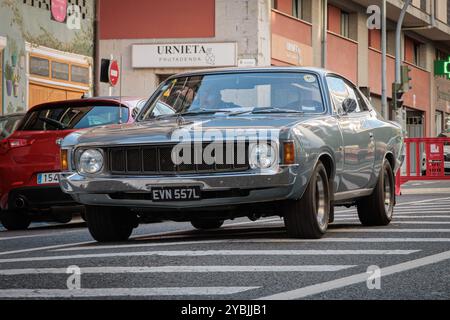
[342,98,358,114]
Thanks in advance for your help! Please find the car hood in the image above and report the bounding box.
[67,114,319,147]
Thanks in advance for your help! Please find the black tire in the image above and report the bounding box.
[357,159,395,226]
[0,210,31,231]
[191,219,224,230]
[85,206,137,242]
[284,161,330,239]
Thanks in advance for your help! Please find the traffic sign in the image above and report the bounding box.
[109,60,119,87]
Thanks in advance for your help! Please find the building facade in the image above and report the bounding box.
[97,0,450,138]
[0,0,95,115]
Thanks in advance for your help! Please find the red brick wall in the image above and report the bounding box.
[271,10,312,46]
[98,0,215,39]
[369,30,381,50]
[327,33,358,83]
[404,37,415,64]
[276,0,292,15]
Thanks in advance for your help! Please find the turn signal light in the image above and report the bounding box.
[283,142,295,165]
[60,149,69,171]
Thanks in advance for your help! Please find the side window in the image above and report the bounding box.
[327,76,367,114]
[326,76,348,114]
[355,89,371,111]
[343,82,363,113]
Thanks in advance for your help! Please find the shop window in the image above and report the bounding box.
[52,61,69,81]
[30,56,50,77]
[71,65,89,84]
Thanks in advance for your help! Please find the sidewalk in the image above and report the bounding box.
[400,180,450,195]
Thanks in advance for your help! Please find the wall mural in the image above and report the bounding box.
[0,0,94,114]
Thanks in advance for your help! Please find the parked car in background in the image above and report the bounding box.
[0,113,25,140]
[0,97,146,230]
[60,67,404,242]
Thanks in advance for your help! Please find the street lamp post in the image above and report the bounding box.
[394,0,411,132]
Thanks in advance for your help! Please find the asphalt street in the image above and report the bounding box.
[0,181,449,300]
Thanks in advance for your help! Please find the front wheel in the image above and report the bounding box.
[191,219,224,230]
[284,161,330,239]
[357,159,395,226]
[0,210,31,231]
[85,206,138,242]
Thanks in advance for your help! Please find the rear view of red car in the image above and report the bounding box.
[0,97,145,230]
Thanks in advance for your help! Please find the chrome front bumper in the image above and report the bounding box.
[59,166,303,209]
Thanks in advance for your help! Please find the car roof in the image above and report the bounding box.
[168,66,327,78]
[165,66,357,88]
[28,96,146,112]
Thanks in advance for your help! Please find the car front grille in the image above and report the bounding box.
[106,143,250,175]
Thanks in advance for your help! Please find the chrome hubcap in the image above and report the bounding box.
[384,170,393,218]
[315,173,327,229]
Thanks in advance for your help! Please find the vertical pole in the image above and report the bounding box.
[381,0,388,119]
[119,55,123,124]
[395,0,411,134]
[109,54,113,97]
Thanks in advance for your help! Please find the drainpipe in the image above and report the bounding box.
[94,0,101,96]
[321,0,328,68]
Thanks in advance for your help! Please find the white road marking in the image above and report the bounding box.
[225,218,281,227]
[329,228,450,233]
[392,221,450,225]
[257,249,450,300]
[335,216,450,221]
[0,249,420,264]
[0,287,259,298]
[0,265,356,275]
[0,241,94,256]
[0,230,84,241]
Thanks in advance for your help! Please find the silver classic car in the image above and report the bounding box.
[59,68,404,242]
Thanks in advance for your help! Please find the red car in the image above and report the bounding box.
[0,97,146,230]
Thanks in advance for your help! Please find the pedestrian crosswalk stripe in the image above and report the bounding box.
[335,215,450,221]
[392,221,450,225]
[0,249,420,264]
[329,228,450,233]
[257,249,450,300]
[0,241,94,256]
[0,265,357,275]
[0,287,259,298]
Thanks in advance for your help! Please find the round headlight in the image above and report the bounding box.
[249,143,278,169]
[79,149,104,174]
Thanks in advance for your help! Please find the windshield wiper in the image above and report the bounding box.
[38,117,68,130]
[251,107,304,114]
[180,109,240,116]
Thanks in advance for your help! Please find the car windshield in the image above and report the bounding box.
[140,72,324,120]
[19,105,128,131]
[0,116,23,139]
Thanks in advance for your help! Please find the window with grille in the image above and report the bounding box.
[22,0,90,20]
